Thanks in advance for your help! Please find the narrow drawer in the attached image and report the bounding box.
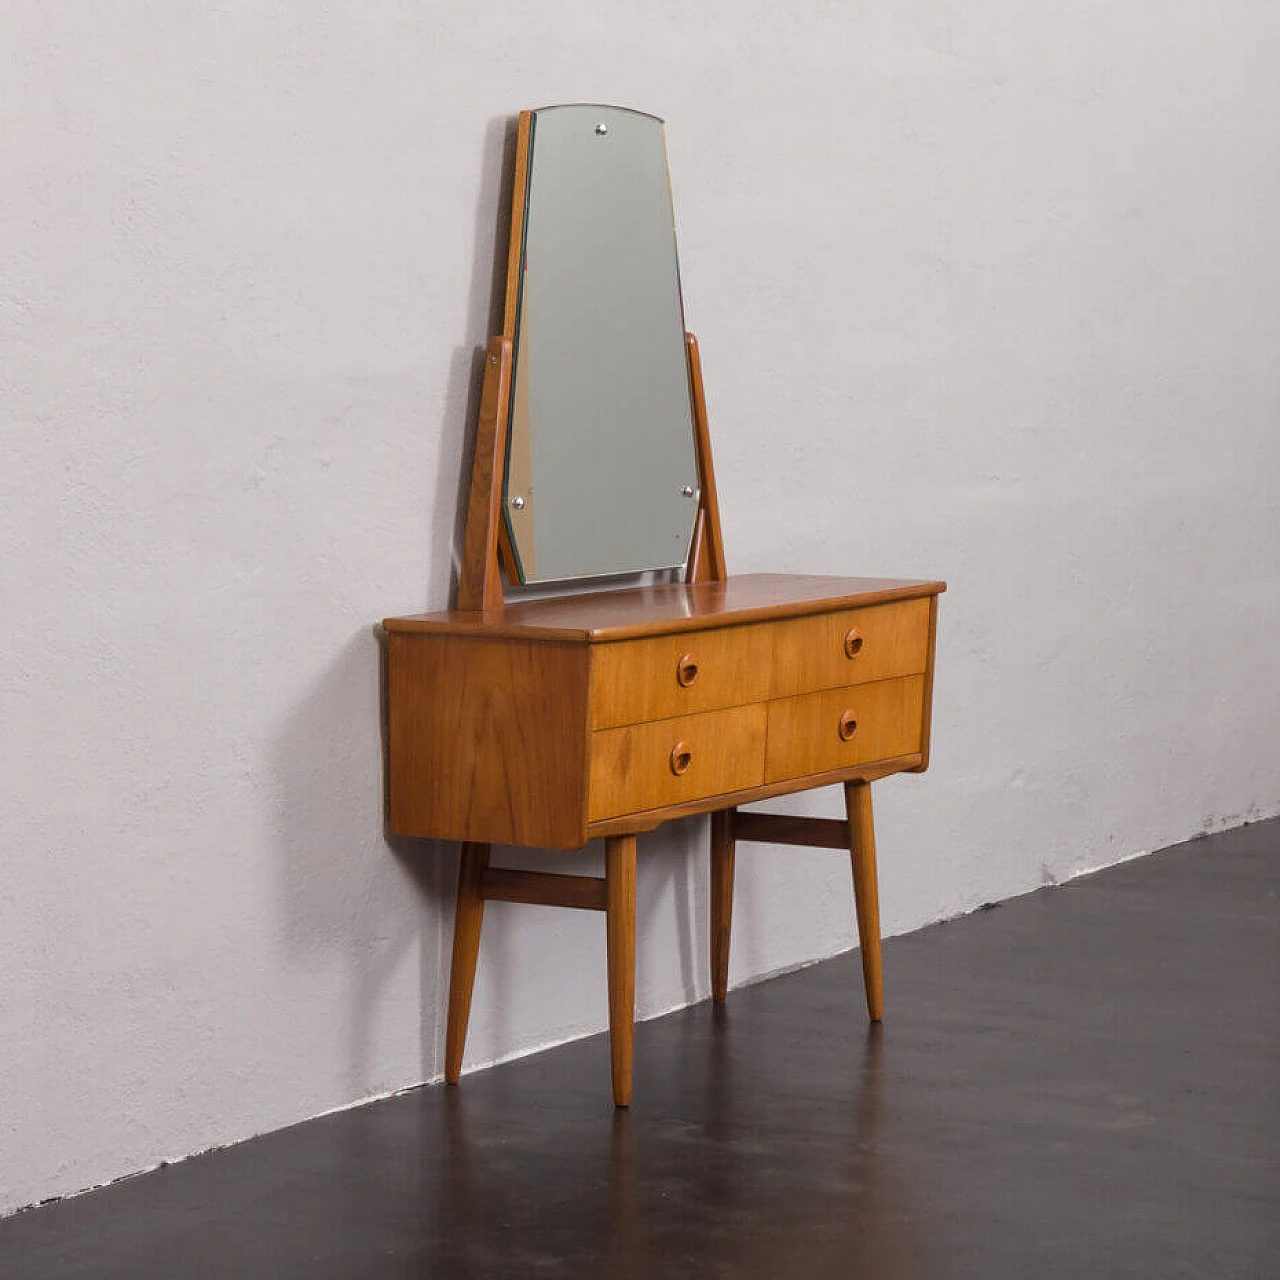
[589,704,767,821]
[770,598,930,698]
[764,675,926,784]
[590,624,773,729]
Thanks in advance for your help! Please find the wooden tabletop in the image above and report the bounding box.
[383,573,946,642]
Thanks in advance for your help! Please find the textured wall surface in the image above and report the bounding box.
[3,2,1278,1216]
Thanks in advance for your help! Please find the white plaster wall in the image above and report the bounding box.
[3,2,1278,1216]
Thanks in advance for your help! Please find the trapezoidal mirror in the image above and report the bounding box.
[503,104,701,584]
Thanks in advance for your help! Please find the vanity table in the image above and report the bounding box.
[382,105,943,1106]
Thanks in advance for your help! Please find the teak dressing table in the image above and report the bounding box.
[383,106,944,1106]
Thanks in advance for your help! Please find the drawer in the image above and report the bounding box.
[770,598,930,697]
[590,624,773,729]
[764,675,926,784]
[589,704,767,821]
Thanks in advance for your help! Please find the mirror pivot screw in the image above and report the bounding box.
[595,122,608,135]
[682,485,695,497]
[510,496,526,510]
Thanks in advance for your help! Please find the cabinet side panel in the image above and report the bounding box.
[387,633,588,849]
[909,593,941,773]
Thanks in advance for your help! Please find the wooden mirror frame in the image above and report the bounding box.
[455,111,726,614]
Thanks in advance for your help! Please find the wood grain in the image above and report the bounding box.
[501,111,532,341]
[455,337,513,612]
[589,704,767,822]
[710,809,735,1002]
[845,780,883,1022]
[910,592,941,774]
[771,597,931,697]
[764,675,925,784]
[732,812,850,849]
[445,842,490,1083]
[589,624,772,729]
[386,633,590,849]
[386,574,946,642]
[481,868,606,911]
[685,506,707,584]
[684,333,726,583]
[605,834,637,1107]
[586,753,923,838]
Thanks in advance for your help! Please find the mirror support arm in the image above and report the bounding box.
[456,335,514,612]
[684,332,727,584]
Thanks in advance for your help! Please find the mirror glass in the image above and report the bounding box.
[504,104,700,583]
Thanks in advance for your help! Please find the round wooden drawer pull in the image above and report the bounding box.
[838,711,858,742]
[843,628,864,659]
[669,742,694,776]
[676,653,700,687]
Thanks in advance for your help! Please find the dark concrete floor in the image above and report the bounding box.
[4,819,1278,1279]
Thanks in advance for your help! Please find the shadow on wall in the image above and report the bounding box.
[267,115,520,1101]
[636,817,708,1014]
[272,627,455,1097]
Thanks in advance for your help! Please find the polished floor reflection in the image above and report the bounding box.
[4,819,1278,1278]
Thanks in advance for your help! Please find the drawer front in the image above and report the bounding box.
[589,704,767,821]
[590,624,773,729]
[764,675,925,784]
[770,597,931,698]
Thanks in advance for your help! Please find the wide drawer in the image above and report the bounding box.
[589,703,767,820]
[770,598,930,698]
[590,624,773,729]
[764,675,926,783]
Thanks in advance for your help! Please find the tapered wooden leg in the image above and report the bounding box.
[844,780,884,1022]
[445,841,490,1084]
[710,809,736,1003]
[605,834,637,1107]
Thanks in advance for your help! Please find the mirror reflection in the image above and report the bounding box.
[504,104,700,584]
